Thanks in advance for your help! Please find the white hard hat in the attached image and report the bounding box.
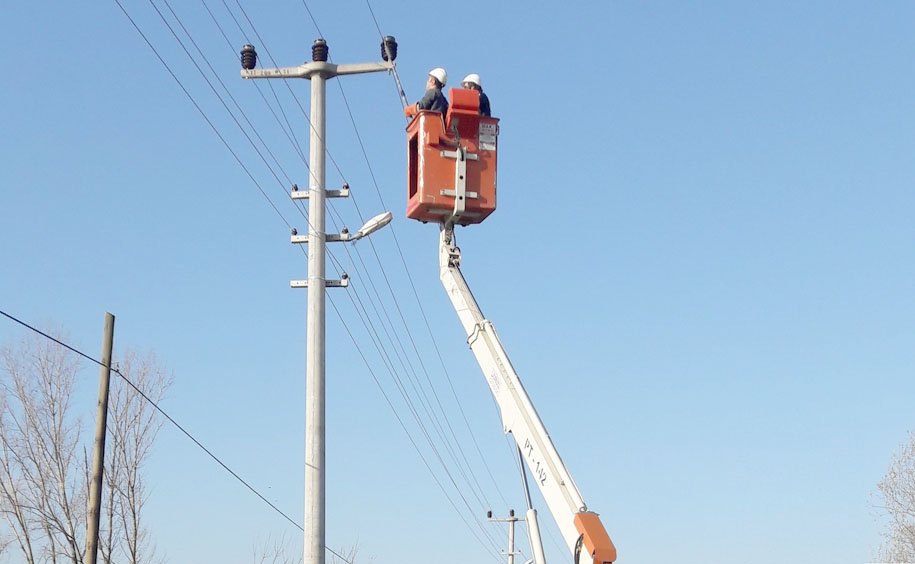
[462,73,481,88]
[428,67,447,86]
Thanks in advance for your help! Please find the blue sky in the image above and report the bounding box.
[2,1,913,563]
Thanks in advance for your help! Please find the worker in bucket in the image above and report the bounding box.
[461,73,491,117]
[405,67,449,117]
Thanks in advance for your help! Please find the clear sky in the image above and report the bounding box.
[1,2,913,563]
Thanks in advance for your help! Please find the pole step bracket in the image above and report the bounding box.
[291,232,352,244]
[291,184,350,199]
[290,276,350,289]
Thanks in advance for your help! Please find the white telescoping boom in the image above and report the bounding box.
[438,224,617,564]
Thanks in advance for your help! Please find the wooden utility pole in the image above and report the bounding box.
[85,312,114,564]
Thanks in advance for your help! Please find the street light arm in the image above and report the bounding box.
[350,211,392,241]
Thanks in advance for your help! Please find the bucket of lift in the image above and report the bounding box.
[406,88,499,226]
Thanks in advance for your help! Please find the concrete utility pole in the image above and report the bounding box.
[85,312,115,564]
[241,38,394,564]
[488,509,524,564]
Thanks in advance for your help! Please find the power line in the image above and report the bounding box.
[246,7,503,549]
[363,0,408,108]
[296,0,508,513]
[325,295,504,562]
[0,307,356,564]
[352,0,514,514]
[114,2,512,558]
[147,0,296,199]
[287,0,515,543]
[113,0,293,230]
[270,1,504,530]
[161,0,297,189]
[223,0,504,553]
[200,0,308,165]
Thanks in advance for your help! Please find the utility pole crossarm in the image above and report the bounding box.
[241,61,393,80]
[334,62,395,75]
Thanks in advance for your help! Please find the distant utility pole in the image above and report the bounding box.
[488,509,524,564]
[85,312,115,564]
[241,37,396,564]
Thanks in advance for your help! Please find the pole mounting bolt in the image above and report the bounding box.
[312,38,329,62]
[240,44,257,70]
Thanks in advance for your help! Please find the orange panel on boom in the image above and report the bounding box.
[574,511,617,564]
[406,88,499,226]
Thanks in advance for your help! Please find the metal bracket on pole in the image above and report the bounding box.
[290,274,349,289]
[291,231,352,244]
[291,183,350,199]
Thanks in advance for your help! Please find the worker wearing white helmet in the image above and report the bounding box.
[405,67,449,118]
[461,73,491,117]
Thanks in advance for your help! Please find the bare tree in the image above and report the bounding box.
[329,545,363,564]
[251,536,365,564]
[0,333,85,564]
[101,351,171,564]
[876,430,915,563]
[252,533,302,564]
[0,333,171,564]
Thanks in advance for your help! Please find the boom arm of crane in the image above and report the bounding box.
[438,225,617,564]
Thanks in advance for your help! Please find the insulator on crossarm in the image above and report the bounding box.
[381,36,397,61]
[312,38,329,62]
[240,44,257,70]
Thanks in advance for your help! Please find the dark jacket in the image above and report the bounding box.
[478,90,491,117]
[417,87,449,114]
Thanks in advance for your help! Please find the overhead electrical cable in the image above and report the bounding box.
[119,0,510,556]
[200,0,307,164]
[113,0,292,230]
[146,0,295,201]
[320,256,504,553]
[0,308,357,564]
[293,1,504,515]
[160,0,296,189]
[362,0,408,108]
[230,0,351,189]
[259,2,504,544]
[234,0,504,525]
[325,297,504,562]
[352,0,515,511]
[217,0,308,162]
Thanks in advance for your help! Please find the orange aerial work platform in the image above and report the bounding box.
[406,88,500,226]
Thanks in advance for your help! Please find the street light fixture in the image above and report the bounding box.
[350,211,392,241]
